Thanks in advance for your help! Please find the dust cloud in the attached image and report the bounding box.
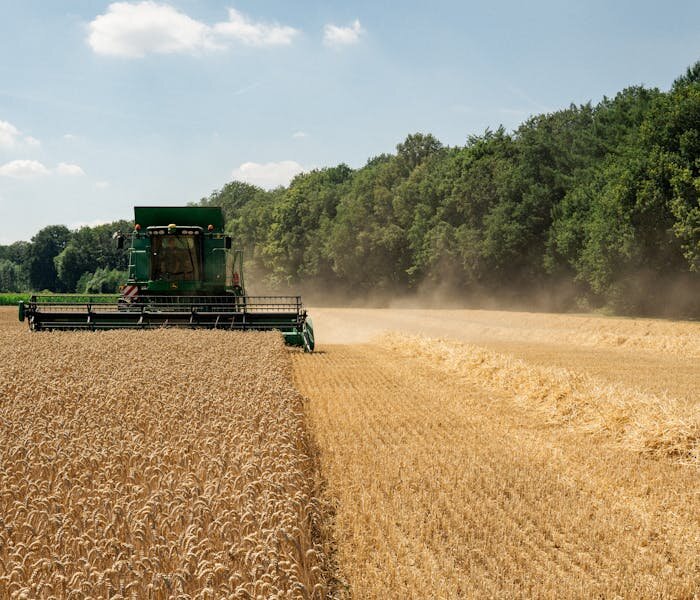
[247,263,700,320]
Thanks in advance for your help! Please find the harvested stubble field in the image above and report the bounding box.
[293,308,700,599]
[0,308,332,599]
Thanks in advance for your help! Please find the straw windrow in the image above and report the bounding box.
[379,333,699,464]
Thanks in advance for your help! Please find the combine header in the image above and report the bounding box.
[19,206,314,351]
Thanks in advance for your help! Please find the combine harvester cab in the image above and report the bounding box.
[19,206,314,351]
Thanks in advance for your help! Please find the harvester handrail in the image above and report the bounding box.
[29,294,119,304]
[27,294,304,313]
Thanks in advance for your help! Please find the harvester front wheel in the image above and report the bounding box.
[302,318,315,352]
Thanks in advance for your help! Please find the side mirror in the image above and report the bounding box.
[113,233,125,249]
[224,236,232,250]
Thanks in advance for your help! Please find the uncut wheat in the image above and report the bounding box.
[0,326,329,599]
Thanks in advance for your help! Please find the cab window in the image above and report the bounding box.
[151,235,201,281]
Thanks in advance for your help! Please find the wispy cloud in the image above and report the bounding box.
[0,121,21,148]
[213,8,298,46]
[231,81,263,97]
[55,163,86,176]
[0,160,51,178]
[95,181,110,189]
[0,121,19,148]
[292,131,308,139]
[0,160,86,178]
[0,120,40,148]
[87,2,299,58]
[232,160,305,189]
[323,19,364,47]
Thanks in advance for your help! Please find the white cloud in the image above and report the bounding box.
[214,8,298,46]
[87,2,298,58]
[232,160,305,189]
[95,180,110,189]
[0,160,86,178]
[55,163,86,176]
[0,120,40,148]
[323,19,364,47]
[88,1,217,57]
[64,133,77,141]
[292,131,308,139]
[0,160,51,178]
[0,121,21,148]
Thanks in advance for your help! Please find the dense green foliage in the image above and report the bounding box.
[0,221,130,294]
[2,63,699,315]
[0,293,29,306]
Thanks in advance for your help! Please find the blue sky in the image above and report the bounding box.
[1,0,698,243]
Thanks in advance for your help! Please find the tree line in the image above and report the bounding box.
[2,62,699,315]
[0,221,131,294]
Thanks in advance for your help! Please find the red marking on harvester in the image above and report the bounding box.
[122,285,139,302]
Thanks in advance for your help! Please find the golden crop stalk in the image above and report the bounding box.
[0,314,330,599]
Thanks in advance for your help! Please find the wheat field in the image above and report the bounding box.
[2,305,698,599]
[0,309,332,599]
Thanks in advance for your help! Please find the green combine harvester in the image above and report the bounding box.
[19,206,314,351]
